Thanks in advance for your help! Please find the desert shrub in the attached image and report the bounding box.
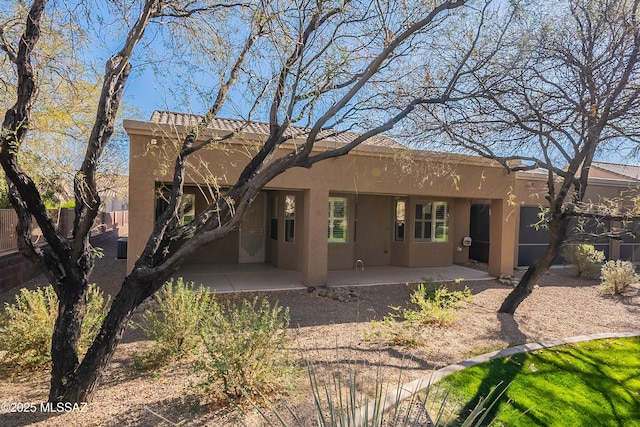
[366,280,472,348]
[563,244,605,278]
[134,277,214,369]
[78,284,110,352]
[599,260,640,295]
[403,280,472,327]
[366,316,422,348]
[0,284,109,371]
[197,297,296,402]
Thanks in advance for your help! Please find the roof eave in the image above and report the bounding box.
[124,118,503,168]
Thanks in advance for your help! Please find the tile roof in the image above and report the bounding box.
[592,162,640,181]
[97,175,129,200]
[150,110,404,149]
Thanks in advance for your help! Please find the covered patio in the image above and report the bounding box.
[171,263,494,293]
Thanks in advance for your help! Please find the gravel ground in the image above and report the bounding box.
[1,234,639,426]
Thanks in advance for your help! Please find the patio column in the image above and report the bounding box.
[301,187,329,286]
[488,197,516,277]
[127,134,157,273]
[610,220,621,260]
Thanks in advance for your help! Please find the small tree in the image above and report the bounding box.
[415,0,640,313]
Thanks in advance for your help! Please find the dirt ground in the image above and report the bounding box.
[1,234,639,426]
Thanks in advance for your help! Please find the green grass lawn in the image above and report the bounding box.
[439,337,640,426]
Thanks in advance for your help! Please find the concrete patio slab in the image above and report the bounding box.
[328,264,492,287]
[171,263,493,293]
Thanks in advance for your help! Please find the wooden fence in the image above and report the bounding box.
[0,209,128,254]
[0,210,17,253]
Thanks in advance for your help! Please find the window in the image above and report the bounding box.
[328,197,347,243]
[270,195,278,240]
[155,185,171,221]
[394,199,406,241]
[178,194,196,226]
[284,195,295,242]
[155,185,195,226]
[414,201,448,242]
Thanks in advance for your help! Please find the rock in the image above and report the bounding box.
[312,286,361,302]
[498,275,519,287]
[498,275,511,285]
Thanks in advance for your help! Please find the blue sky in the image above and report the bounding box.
[47,0,640,167]
[122,67,183,120]
[0,0,637,169]
[119,67,639,166]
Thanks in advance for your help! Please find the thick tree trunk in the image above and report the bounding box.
[48,278,87,401]
[55,270,172,402]
[499,212,570,314]
[48,234,95,400]
[498,258,552,315]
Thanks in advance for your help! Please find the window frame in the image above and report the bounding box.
[154,184,196,227]
[414,201,449,243]
[284,194,295,243]
[270,195,278,240]
[328,197,348,243]
[394,199,406,242]
[178,193,196,226]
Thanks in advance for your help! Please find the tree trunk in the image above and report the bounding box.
[48,277,87,401]
[55,270,172,402]
[499,212,570,314]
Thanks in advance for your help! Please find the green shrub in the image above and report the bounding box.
[599,260,640,295]
[0,284,109,371]
[79,284,110,352]
[197,297,296,402]
[365,280,472,348]
[366,316,422,348]
[403,280,472,327]
[563,244,605,278]
[134,277,214,369]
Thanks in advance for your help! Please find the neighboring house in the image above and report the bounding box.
[98,174,129,212]
[32,172,128,212]
[510,163,640,266]
[590,161,640,182]
[124,112,517,285]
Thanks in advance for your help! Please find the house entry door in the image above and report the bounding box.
[239,192,266,263]
[469,204,490,263]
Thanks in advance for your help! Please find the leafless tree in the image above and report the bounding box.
[0,0,491,402]
[416,0,640,314]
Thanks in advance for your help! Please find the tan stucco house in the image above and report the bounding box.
[125,112,519,285]
[124,112,640,285]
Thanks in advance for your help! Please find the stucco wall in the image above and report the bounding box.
[514,173,640,207]
[452,198,472,264]
[513,173,640,267]
[354,195,392,267]
[125,120,518,282]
